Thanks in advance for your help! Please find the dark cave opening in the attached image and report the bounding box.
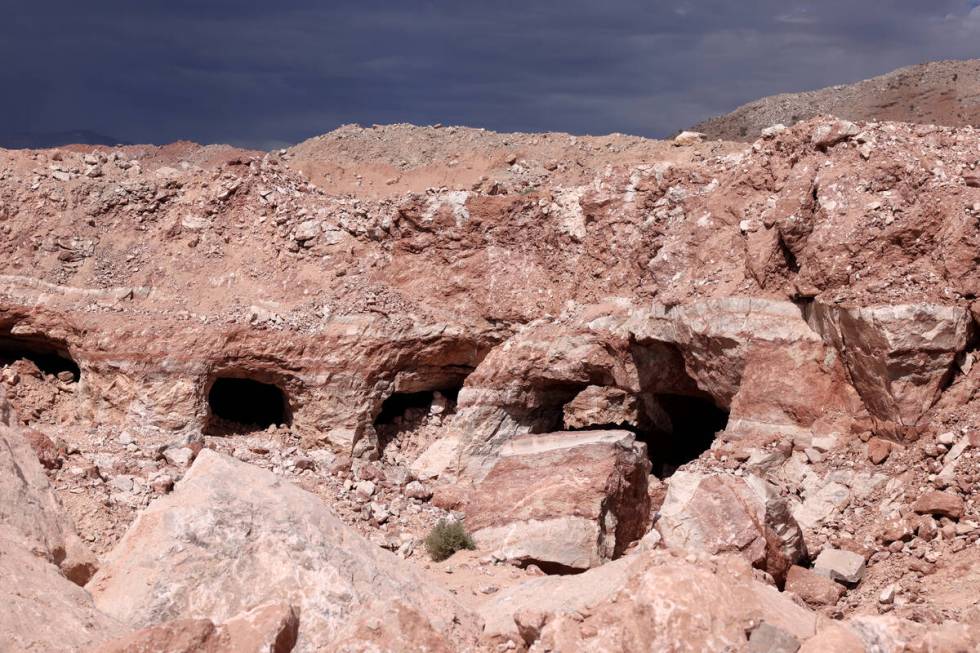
[639,393,730,478]
[0,333,81,382]
[374,385,462,452]
[531,381,595,434]
[558,388,728,478]
[206,376,291,433]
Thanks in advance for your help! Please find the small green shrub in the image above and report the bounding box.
[424,519,476,562]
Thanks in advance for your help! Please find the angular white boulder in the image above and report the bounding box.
[812,548,866,585]
[657,471,805,581]
[86,449,478,652]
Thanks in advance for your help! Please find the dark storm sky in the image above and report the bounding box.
[3,1,980,149]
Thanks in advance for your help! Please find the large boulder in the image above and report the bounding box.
[657,471,805,582]
[0,388,115,651]
[452,314,641,470]
[86,449,478,653]
[480,550,818,651]
[807,302,973,425]
[436,430,650,571]
[562,385,640,430]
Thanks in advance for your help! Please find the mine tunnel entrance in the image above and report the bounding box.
[206,377,291,434]
[558,385,728,479]
[639,394,729,478]
[374,385,462,454]
[0,332,81,382]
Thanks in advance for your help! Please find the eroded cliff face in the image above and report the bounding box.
[1,117,979,651]
[2,118,975,441]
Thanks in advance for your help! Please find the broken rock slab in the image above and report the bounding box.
[722,332,865,445]
[562,384,639,430]
[436,430,650,571]
[87,449,479,653]
[664,297,825,407]
[785,565,845,607]
[913,490,965,520]
[806,302,972,425]
[812,548,866,585]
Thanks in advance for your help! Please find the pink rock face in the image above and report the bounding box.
[1,115,980,649]
[725,339,865,444]
[806,302,973,426]
[667,298,827,409]
[0,116,974,451]
[0,529,122,652]
[86,450,479,653]
[445,430,651,571]
[0,393,97,584]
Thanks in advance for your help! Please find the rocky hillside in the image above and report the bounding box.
[1,117,979,651]
[694,58,980,140]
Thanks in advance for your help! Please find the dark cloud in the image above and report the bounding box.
[2,1,979,148]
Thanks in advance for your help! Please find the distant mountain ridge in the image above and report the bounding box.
[693,58,980,141]
[0,129,129,149]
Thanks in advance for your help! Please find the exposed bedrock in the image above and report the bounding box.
[4,283,971,488]
[805,301,975,427]
[449,297,870,475]
[0,302,500,456]
[422,294,975,573]
[1,116,977,466]
[1,116,980,648]
[479,549,818,651]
